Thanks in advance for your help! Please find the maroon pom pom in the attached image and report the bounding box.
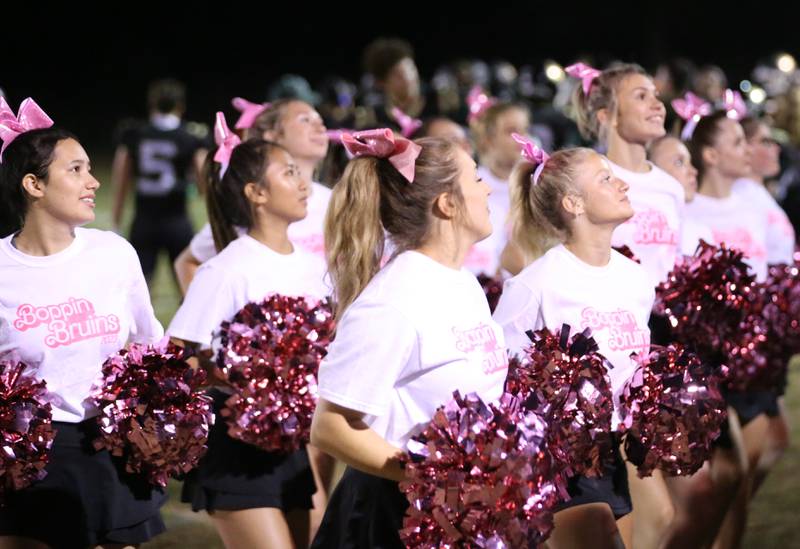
[0,354,55,501]
[91,339,212,487]
[477,273,504,313]
[215,295,335,453]
[655,241,756,369]
[506,324,615,478]
[619,344,727,477]
[399,391,564,548]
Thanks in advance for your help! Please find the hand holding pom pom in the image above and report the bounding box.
[619,344,727,477]
[399,391,564,548]
[91,338,212,487]
[214,295,335,453]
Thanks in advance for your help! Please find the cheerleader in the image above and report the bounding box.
[173,98,332,293]
[309,131,508,547]
[469,100,532,276]
[168,114,328,549]
[494,140,653,549]
[736,116,795,497]
[0,99,166,547]
[567,61,685,547]
[685,111,773,549]
[649,135,747,549]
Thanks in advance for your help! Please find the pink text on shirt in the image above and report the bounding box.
[13,298,121,348]
[627,209,679,246]
[453,322,508,374]
[711,228,767,261]
[580,307,649,354]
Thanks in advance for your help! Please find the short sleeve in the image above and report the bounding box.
[167,262,237,347]
[317,301,417,416]
[492,278,542,357]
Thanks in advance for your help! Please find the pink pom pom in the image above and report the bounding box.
[506,324,615,478]
[0,354,55,501]
[619,344,727,477]
[215,295,335,452]
[91,339,212,487]
[399,391,564,548]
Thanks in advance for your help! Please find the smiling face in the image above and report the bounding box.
[650,137,699,201]
[266,100,329,162]
[24,138,100,228]
[611,73,667,144]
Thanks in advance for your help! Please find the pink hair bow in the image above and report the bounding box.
[671,92,713,140]
[231,97,271,130]
[511,133,550,184]
[0,97,55,161]
[466,86,496,123]
[722,89,747,121]
[341,128,422,183]
[390,107,422,138]
[565,63,601,96]
[213,112,242,176]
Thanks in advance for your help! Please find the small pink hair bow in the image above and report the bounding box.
[722,89,747,121]
[341,128,422,183]
[466,86,496,123]
[511,133,550,184]
[390,107,422,138]
[671,92,712,140]
[231,97,271,130]
[213,112,242,176]
[0,97,55,161]
[565,63,601,96]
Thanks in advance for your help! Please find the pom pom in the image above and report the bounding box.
[91,338,212,487]
[400,391,563,548]
[477,274,504,313]
[505,324,615,478]
[0,354,55,500]
[619,344,727,477]
[613,245,641,264]
[655,241,756,367]
[215,295,335,452]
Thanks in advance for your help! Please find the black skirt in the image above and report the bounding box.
[311,467,408,549]
[725,390,780,426]
[555,439,632,519]
[0,419,167,548]
[181,388,316,512]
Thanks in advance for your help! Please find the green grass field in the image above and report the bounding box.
[86,159,799,548]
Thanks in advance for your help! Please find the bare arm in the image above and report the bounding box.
[310,398,405,482]
[192,148,209,196]
[173,245,202,296]
[500,240,527,276]
[111,145,135,230]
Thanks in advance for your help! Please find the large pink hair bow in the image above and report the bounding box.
[671,92,712,140]
[213,112,242,176]
[231,97,271,130]
[390,107,423,138]
[722,89,747,121]
[511,133,550,184]
[466,86,496,123]
[341,128,422,183]
[565,63,601,96]
[0,97,55,161]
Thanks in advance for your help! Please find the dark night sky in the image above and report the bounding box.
[5,5,800,152]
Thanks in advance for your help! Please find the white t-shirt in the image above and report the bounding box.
[189,181,332,263]
[680,216,715,257]
[684,193,769,281]
[493,244,654,428]
[0,229,163,423]
[463,166,510,276]
[610,161,685,288]
[733,178,796,265]
[317,251,508,448]
[169,234,329,348]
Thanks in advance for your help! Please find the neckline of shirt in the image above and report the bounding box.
[1,228,87,267]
